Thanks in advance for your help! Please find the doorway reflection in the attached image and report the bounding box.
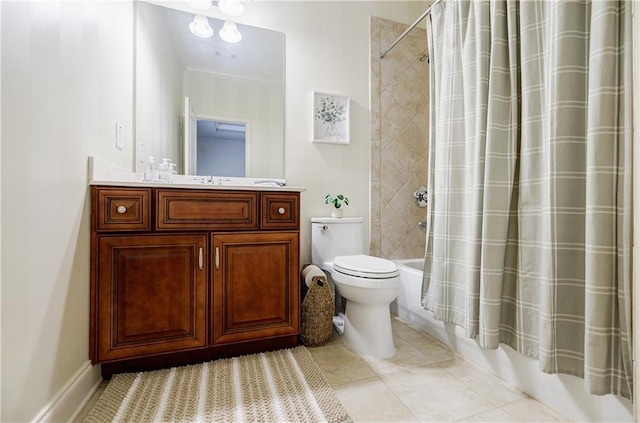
[195,119,247,177]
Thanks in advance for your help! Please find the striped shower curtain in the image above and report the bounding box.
[422,0,633,399]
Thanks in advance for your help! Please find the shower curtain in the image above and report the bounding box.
[422,0,633,399]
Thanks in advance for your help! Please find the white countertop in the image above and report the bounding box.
[88,156,305,192]
[89,179,306,192]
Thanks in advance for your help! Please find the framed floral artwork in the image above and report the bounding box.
[312,91,350,145]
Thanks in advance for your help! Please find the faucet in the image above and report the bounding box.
[417,220,427,230]
[413,187,428,207]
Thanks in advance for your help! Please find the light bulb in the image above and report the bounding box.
[219,21,242,43]
[189,14,213,38]
[218,0,244,17]
[186,0,212,11]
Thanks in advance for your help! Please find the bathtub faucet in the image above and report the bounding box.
[417,220,427,230]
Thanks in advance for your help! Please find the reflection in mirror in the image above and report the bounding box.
[195,119,247,177]
[135,1,285,178]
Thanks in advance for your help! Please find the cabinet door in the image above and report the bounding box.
[97,235,207,362]
[212,232,299,344]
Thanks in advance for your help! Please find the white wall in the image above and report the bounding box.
[1,1,133,421]
[0,1,426,420]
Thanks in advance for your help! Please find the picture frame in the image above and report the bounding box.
[312,91,350,145]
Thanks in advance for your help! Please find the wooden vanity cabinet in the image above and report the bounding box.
[90,186,300,376]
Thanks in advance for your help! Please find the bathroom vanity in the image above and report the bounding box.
[90,182,302,377]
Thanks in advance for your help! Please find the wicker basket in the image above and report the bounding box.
[300,275,335,347]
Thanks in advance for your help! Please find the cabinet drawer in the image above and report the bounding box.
[157,190,258,230]
[95,188,151,231]
[261,193,300,229]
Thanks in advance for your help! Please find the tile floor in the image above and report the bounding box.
[307,316,570,423]
[75,315,571,422]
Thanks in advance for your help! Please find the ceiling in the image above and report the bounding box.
[158,4,285,84]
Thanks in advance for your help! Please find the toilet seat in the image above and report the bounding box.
[333,255,399,279]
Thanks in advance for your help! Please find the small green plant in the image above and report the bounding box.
[325,194,349,209]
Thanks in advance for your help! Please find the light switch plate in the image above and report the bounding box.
[116,122,124,151]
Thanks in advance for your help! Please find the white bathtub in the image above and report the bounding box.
[393,259,633,423]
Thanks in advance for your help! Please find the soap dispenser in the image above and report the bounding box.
[144,156,157,182]
[169,163,177,183]
[159,158,172,182]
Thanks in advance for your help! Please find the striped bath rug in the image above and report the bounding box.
[84,346,350,422]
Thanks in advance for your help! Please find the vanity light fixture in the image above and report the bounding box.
[186,0,212,11]
[189,14,214,38]
[219,21,242,43]
[217,0,244,17]
[215,122,245,132]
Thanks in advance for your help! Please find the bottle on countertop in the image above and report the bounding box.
[159,158,173,183]
[143,156,157,182]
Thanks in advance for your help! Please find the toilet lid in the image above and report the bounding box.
[333,255,399,279]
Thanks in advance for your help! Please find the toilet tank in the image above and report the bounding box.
[311,217,364,269]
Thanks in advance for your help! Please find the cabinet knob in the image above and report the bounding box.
[116,205,127,214]
[278,207,286,215]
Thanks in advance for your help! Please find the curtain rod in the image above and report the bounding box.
[379,0,443,59]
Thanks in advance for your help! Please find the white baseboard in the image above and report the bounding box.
[32,361,102,423]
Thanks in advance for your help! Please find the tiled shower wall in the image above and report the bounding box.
[370,17,430,259]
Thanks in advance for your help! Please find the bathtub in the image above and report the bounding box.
[393,259,633,423]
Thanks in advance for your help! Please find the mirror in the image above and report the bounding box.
[135,1,285,178]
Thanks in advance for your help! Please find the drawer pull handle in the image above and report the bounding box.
[215,247,220,270]
[278,207,286,215]
[116,205,127,214]
[198,248,203,271]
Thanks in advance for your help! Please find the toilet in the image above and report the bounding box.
[311,217,401,358]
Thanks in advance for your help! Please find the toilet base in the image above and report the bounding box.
[341,302,395,358]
